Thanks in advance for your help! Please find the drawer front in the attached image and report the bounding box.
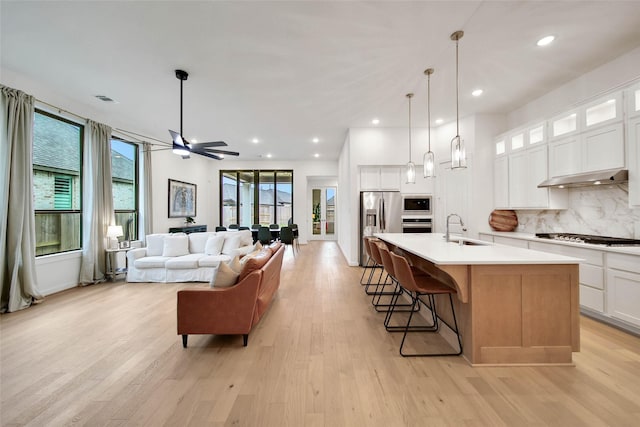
[580,284,604,313]
[529,241,604,266]
[580,264,604,289]
[607,253,640,274]
[493,236,529,249]
[478,233,494,243]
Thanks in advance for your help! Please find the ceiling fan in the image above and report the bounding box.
[169,69,239,160]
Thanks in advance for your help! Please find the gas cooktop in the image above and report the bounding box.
[535,233,640,246]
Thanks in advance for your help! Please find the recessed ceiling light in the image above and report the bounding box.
[312,137,319,143]
[191,139,197,143]
[266,153,272,158]
[251,138,259,144]
[435,118,443,125]
[472,89,483,97]
[372,118,380,125]
[594,181,601,185]
[314,153,320,158]
[537,35,555,47]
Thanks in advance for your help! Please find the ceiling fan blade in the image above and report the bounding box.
[197,148,240,156]
[169,129,186,147]
[193,151,223,160]
[192,140,228,148]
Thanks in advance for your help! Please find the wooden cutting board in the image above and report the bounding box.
[489,210,518,232]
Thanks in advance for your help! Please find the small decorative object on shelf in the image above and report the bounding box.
[489,209,518,231]
[119,240,130,249]
[185,216,195,225]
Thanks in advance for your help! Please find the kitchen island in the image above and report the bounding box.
[375,233,582,366]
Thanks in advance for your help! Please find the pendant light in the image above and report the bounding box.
[423,68,435,178]
[405,93,415,184]
[450,30,467,169]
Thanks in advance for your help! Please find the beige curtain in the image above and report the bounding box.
[141,142,153,237]
[0,85,43,312]
[79,120,114,284]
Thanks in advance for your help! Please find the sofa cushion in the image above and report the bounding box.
[221,233,243,255]
[198,254,231,267]
[210,261,240,288]
[163,235,190,257]
[239,229,253,246]
[238,248,272,282]
[204,235,225,255]
[165,254,204,269]
[134,256,171,269]
[146,234,166,256]
[189,232,216,254]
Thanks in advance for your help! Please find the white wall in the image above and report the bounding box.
[337,134,353,263]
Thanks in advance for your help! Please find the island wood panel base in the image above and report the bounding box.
[465,264,579,365]
[390,246,580,366]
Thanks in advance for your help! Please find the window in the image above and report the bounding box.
[220,170,293,227]
[33,110,83,256]
[111,138,138,241]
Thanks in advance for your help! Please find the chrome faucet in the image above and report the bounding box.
[445,213,466,242]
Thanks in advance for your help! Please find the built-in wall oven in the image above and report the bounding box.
[401,216,433,233]
[402,195,432,215]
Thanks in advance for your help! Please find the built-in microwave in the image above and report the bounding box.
[402,195,432,215]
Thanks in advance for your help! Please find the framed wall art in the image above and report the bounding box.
[168,179,197,218]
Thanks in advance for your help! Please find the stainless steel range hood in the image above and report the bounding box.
[538,168,628,188]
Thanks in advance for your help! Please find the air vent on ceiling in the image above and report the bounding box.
[94,95,118,103]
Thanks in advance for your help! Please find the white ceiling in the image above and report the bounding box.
[2,1,640,161]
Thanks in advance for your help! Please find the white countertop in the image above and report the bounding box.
[374,233,582,265]
[481,231,640,256]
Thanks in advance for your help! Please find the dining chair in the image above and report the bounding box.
[215,226,227,232]
[279,226,295,256]
[257,226,272,245]
[269,224,279,241]
[238,226,250,231]
[228,224,239,230]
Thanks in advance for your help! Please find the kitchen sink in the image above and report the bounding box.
[449,238,489,246]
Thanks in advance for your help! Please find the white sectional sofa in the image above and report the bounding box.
[126,230,254,283]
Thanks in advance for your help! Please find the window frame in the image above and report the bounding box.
[33,109,84,257]
[111,137,139,242]
[219,169,294,227]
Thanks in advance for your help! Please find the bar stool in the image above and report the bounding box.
[360,236,378,286]
[374,241,422,322]
[389,251,463,357]
[367,240,402,310]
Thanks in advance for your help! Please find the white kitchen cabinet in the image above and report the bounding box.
[360,166,381,190]
[494,155,509,208]
[400,167,435,194]
[607,253,640,328]
[628,116,640,207]
[380,166,401,190]
[548,123,624,177]
[549,136,582,177]
[583,123,625,172]
[550,110,579,140]
[360,166,401,191]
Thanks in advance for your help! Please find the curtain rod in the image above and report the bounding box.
[35,98,169,147]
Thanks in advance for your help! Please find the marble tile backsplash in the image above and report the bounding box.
[516,184,640,238]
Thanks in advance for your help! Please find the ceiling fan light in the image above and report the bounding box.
[172,143,190,157]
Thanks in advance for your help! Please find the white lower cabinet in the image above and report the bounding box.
[493,235,529,248]
[607,253,640,328]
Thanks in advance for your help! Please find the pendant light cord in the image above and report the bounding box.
[407,93,413,161]
[455,37,459,137]
[427,72,431,151]
[180,78,183,135]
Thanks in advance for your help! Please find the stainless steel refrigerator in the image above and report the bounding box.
[359,191,402,266]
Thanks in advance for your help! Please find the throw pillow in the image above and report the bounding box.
[210,260,240,288]
[162,234,189,257]
[221,233,243,255]
[238,248,272,282]
[204,235,225,255]
[146,234,165,256]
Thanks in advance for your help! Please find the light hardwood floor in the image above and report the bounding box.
[2,241,640,426]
